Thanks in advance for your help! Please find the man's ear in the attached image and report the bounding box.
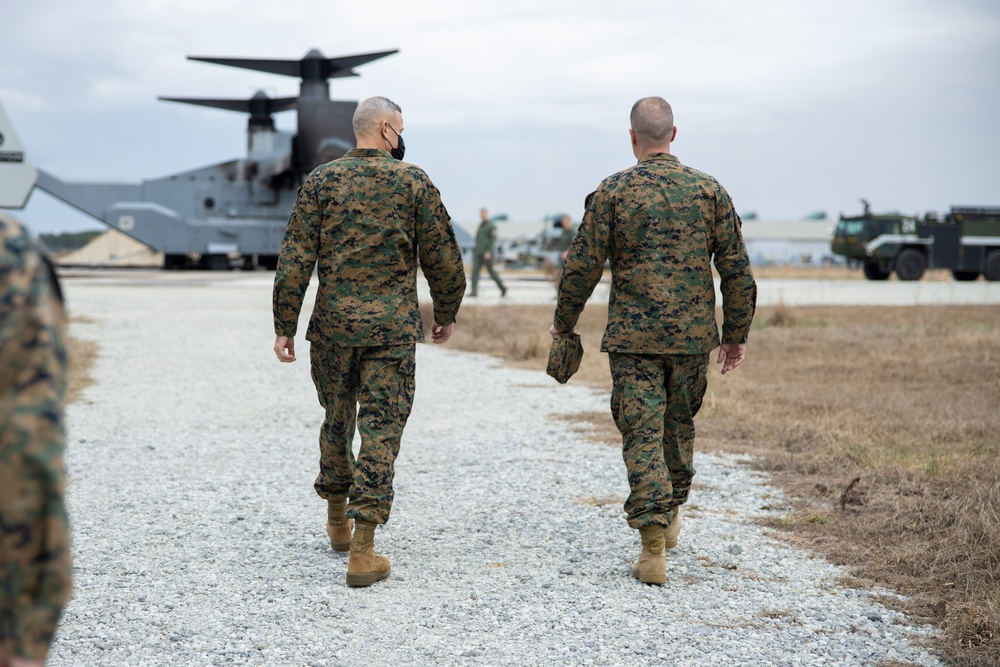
[629,129,638,147]
[671,126,678,142]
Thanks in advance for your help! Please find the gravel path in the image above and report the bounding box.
[51,279,944,666]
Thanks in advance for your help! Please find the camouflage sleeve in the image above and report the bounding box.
[272,179,321,337]
[414,175,466,325]
[0,223,72,663]
[712,186,757,344]
[553,189,611,332]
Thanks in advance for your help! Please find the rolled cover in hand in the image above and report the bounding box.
[546,333,583,384]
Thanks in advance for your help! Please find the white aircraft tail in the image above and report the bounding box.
[0,100,38,209]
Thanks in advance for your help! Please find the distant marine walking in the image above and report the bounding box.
[469,208,507,297]
[0,215,73,663]
[272,96,466,587]
[550,97,757,585]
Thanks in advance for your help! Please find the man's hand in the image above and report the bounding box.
[717,343,746,374]
[483,251,491,262]
[0,656,45,667]
[431,323,454,344]
[548,324,569,339]
[274,335,296,363]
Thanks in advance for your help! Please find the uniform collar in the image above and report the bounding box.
[638,152,678,164]
[344,148,391,158]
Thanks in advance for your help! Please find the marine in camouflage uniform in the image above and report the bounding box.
[469,208,506,297]
[552,97,756,583]
[273,97,465,585]
[0,216,72,663]
[557,214,577,271]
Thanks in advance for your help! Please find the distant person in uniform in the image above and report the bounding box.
[469,208,507,297]
[557,214,577,270]
[272,96,466,587]
[0,216,73,665]
[550,97,757,585]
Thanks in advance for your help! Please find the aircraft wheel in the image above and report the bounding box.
[163,254,188,270]
[951,269,980,282]
[895,248,926,281]
[201,254,230,271]
[863,261,890,280]
[985,250,1000,282]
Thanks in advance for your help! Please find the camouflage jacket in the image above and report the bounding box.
[0,216,72,662]
[273,148,466,346]
[473,220,498,257]
[554,153,757,354]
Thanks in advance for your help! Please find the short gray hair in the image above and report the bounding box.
[353,96,402,137]
[630,97,674,143]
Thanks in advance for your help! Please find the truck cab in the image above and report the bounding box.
[831,211,919,280]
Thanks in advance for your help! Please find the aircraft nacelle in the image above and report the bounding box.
[0,47,398,269]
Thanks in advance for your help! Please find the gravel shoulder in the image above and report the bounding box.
[52,279,943,666]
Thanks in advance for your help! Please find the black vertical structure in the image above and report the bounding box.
[184,48,398,174]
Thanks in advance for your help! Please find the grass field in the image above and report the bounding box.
[67,328,96,404]
[428,302,1000,667]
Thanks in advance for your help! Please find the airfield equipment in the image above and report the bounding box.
[831,201,1000,281]
[0,48,397,269]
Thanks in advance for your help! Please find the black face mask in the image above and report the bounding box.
[387,125,405,161]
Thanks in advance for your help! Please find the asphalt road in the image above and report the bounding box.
[59,268,1000,307]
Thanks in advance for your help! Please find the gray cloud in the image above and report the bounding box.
[2,0,998,232]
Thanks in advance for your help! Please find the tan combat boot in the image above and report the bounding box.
[326,496,353,553]
[346,520,390,587]
[632,524,666,585]
[663,508,682,549]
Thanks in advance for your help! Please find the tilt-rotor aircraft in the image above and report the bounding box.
[0,48,397,269]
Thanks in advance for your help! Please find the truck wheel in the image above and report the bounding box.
[895,248,926,281]
[863,262,890,280]
[951,269,980,282]
[985,250,1000,282]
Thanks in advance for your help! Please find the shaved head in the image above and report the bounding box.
[353,96,402,141]
[630,97,674,144]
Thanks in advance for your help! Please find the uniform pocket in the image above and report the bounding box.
[610,380,642,434]
[610,355,647,434]
[309,343,332,409]
[396,354,416,419]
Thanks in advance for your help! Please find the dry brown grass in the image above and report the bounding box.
[67,318,97,404]
[430,302,1000,667]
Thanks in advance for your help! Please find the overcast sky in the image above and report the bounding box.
[2,0,998,233]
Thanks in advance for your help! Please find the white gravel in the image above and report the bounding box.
[50,277,944,666]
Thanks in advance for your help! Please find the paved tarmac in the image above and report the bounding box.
[59,268,1000,307]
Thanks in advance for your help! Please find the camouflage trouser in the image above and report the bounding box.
[609,352,710,529]
[309,342,416,525]
[470,253,504,295]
